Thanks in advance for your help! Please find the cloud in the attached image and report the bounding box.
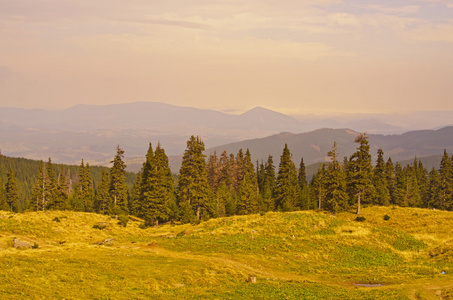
[410,22,453,43]
[358,4,420,15]
[0,66,13,82]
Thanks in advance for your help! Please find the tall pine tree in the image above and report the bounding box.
[109,146,129,215]
[178,136,213,221]
[324,142,348,214]
[5,169,20,212]
[348,133,375,215]
[274,144,300,212]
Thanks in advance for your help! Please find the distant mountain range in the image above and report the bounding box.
[1,102,453,173]
[203,127,453,173]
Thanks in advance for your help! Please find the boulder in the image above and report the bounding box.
[13,238,31,249]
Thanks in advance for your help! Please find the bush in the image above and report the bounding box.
[138,223,147,229]
[117,215,129,227]
[31,242,39,249]
[93,224,107,230]
[355,216,366,222]
[52,217,61,222]
[383,214,390,221]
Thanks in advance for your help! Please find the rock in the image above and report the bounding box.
[13,238,31,249]
[96,238,115,246]
[248,276,257,283]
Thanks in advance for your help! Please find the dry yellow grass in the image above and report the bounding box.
[1,207,452,299]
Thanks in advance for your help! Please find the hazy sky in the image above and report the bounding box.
[1,0,452,114]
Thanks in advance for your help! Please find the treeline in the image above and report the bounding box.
[0,154,136,212]
[1,134,453,224]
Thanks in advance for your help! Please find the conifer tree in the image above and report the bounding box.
[216,151,237,216]
[416,160,429,207]
[385,158,397,205]
[374,149,390,206]
[261,155,276,212]
[55,167,69,210]
[394,162,407,206]
[5,169,20,212]
[427,168,442,209]
[405,163,422,207]
[298,157,310,210]
[311,165,326,210]
[214,182,229,217]
[439,149,453,210]
[298,158,307,188]
[75,160,94,212]
[237,149,260,214]
[0,176,7,211]
[109,146,129,215]
[32,161,47,211]
[129,171,142,217]
[178,136,213,221]
[153,143,177,224]
[45,158,59,209]
[348,133,375,215]
[274,144,300,211]
[207,151,220,192]
[324,142,348,214]
[96,170,111,214]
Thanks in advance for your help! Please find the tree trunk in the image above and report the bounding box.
[196,205,200,220]
[357,193,361,215]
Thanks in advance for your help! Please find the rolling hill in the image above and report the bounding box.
[1,207,452,299]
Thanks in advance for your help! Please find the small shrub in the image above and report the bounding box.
[117,215,129,227]
[355,216,366,222]
[93,224,106,230]
[31,242,39,249]
[138,223,147,229]
[383,214,390,221]
[59,241,66,245]
[53,217,61,222]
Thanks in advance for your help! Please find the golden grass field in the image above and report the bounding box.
[1,206,452,299]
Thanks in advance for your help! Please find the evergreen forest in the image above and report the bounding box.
[1,133,453,224]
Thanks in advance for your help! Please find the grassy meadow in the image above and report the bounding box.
[1,207,452,299]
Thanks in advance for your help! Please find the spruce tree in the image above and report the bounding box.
[385,158,397,205]
[405,163,422,207]
[274,144,300,212]
[109,146,129,215]
[324,142,348,214]
[348,133,375,215]
[394,162,407,206]
[153,143,177,224]
[439,150,453,210]
[45,158,59,210]
[427,168,442,209]
[55,167,69,210]
[75,160,94,212]
[298,157,310,210]
[374,149,390,206]
[207,151,220,192]
[237,149,260,214]
[96,170,111,214]
[32,161,47,211]
[5,169,20,212]
[298,158,308,188]
[311,165,326,210]
[0,176,7,211]
[261,155,276,212]
[129,171,142,217]
[178,136,213,221]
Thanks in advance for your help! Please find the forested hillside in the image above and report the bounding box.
[1,133,452,224]
[0,154,136,212]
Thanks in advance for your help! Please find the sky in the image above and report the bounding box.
[1,0,452,115]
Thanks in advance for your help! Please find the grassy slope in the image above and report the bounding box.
[0,207,452,299]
